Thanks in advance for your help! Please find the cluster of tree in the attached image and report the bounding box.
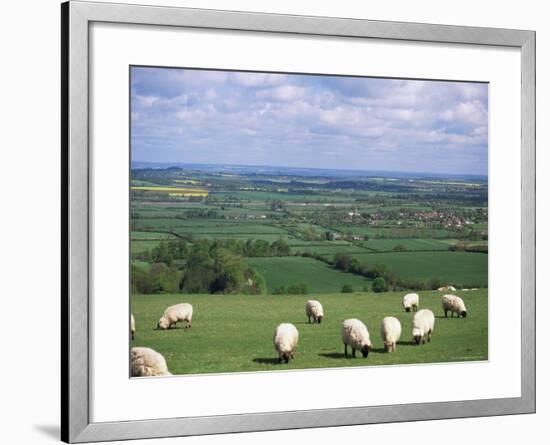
[332,253,398,287]
[180,246,266,294]
[266,199,286,212]
[131,263,180,294]
[132,246,267,295]
[273,283,308,295]
[175,209,221,219]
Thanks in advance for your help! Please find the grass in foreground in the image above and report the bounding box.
[130,289,488,375]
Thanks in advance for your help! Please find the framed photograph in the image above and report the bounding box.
[62,1,535,442]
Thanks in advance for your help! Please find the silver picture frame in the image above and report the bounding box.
[61,1,535,442]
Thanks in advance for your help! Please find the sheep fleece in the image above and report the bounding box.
[130,347,171,377]
[305,300,324,321]
[402,293,419,310]
[413,309,435,337]
[341,318,372,350]
[381,316,402,349]
[442,294,467,316]
[161,303,193,327]
[273,323,299,357]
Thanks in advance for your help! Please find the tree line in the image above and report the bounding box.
[134,237,292,265]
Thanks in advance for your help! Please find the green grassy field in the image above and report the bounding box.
[246,256,370,293]
[131,231,178,240]
[131,240,166,254]
[130,289,488,375]
[361,238,451,252]
[329,251,488,286]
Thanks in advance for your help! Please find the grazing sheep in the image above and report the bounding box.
[437,285,456,292]
[130,347,171,377]
[273,323,299,363]
[402,293,420,312]
[341,319,372,358]
[442,294,468,318]
[381,316,402,352]
[157,303,193,330]
[412,309,435,345]
[305,300,324,324]
[130,313,136,340]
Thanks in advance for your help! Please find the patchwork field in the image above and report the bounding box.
[130,289,488,375]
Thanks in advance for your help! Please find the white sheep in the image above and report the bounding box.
[437,285,457,292]
[305,300,324,324]
[402,293,420,312]
[157,303,193,330]
[273,323,299,363]
[442,294,467,318]
[130,347,172,377]
[412,309,435,345]
[341,318,372,358]
[381,316,402,352]
[130,313,136,340]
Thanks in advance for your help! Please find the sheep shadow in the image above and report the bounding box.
[397,340,418,346]
[318,352,351,360]
[252,357,281,365]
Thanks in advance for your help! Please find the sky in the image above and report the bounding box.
[131,67,488,175]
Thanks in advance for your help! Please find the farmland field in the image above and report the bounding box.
[360,238,451,252]
[130,289,488,375]
[245,257,370,293]
[334,251,488,286]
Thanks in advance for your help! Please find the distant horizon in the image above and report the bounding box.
[130,160,488,179]
[131,67,488,176]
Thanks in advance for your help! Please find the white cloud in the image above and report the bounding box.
[441,100,487,126]
[256,85,306,101]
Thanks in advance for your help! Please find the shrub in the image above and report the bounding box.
[341,284,354,293]
[372,277,389,293]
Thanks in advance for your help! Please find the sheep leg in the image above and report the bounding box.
[344,344,348,357]
[352,349,356,358]
[444,310,448,318]
[428,330,432,342]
